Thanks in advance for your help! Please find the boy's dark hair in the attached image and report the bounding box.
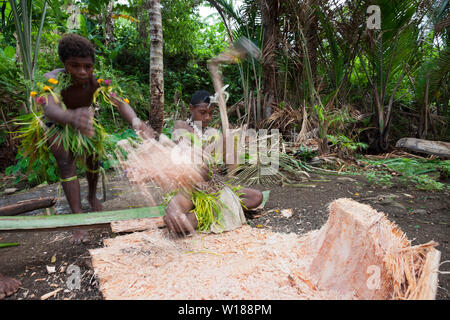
[190,90,211,106]
[58,34,95,63]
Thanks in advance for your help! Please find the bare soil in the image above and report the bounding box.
[0,171,449,300]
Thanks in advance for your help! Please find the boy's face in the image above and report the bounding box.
[63,56,94,86]
[190,103,214,129]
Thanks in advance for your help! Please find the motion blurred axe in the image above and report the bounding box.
[207,37,261,133]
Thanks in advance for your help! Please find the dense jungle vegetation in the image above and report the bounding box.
[0,0,448,190]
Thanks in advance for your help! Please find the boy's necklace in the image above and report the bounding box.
[186,118,208,141]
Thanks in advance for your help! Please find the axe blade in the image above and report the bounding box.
[234,37,261,61]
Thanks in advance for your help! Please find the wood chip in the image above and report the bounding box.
[40,288,63,300]
[46,266,56,274]
[34,278,46,282]
[281,209,293,218]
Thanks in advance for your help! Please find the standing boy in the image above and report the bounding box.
[43,34,154,241]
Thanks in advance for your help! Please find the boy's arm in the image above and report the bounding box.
[43,94,94,137]
[173,120,191,131]
[172,120,194,143]
[44,68,65,79]
[109,95,155,139]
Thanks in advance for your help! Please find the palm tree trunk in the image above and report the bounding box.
[104,0,115,46]
[305,0,318,85]
[148,0,164,135]
[260,0,280,120]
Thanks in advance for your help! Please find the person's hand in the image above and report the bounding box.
[108,93,123,107]
[69,107,94,137]
[163,209,196,235]
[163,194,196,235]
[132,118,155,139]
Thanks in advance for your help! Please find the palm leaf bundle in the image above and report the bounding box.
[13,110,49,167]
[229,129,310,186]
[191,189,225,232]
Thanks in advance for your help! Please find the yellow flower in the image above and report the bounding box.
[48,78,58,85]
[123,98,130,104]
[30,91,37,97]
[43,85,53,91]
[97,78,104,84]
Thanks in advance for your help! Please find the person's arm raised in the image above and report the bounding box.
[109,94,155,139]
[43,68,65,79]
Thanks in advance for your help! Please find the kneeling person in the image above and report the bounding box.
[164,90,263,234]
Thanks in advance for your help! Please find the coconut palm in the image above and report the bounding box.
[360,0,425,152]
[414,0,449,139]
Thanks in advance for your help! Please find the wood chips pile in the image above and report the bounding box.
[89,198,440,300]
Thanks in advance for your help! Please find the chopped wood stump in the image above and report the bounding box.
[89,198,440,300]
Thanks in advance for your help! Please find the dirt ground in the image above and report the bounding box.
[0,170,449,300]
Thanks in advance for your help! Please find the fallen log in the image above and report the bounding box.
[0,197,56,216]
[0,206,165,232]
[396,137,450,158]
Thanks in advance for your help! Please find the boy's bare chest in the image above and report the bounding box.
[61,84,96,109]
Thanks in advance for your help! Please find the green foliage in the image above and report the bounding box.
[161,117,175,139]
[191,189,225,232]
[163,10,229,105]
[102,128,138,170]
[364,158,449,191]
[2,0,449,193]
[5,149,59,185]
[294,145,317,162]
[231,151,309,187]
[365,171,393,188]
[0,39,26,109]
[8,0,48,110]
[327,134,368,152]
[414,46,450,126]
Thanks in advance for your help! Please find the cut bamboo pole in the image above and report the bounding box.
[0,206,165,231]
